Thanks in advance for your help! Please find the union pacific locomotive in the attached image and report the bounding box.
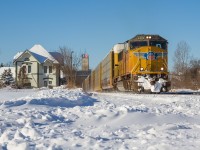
[82,34,170,93]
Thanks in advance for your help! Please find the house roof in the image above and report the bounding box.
[29,51,48,63]
[13,52,23,60]
[49,52,64,65]
[14,44,62,64]
[29,45,59,64]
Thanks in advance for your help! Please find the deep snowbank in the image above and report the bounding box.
[0,88,200,149]
[0,88,97,108]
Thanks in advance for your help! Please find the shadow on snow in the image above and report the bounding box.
[28,95,98,108]
[1,95,98,108]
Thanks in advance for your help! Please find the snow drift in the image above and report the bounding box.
[0,87,200,149]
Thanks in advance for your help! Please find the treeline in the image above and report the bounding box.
[171,41,200,90]
[0,62,13,67]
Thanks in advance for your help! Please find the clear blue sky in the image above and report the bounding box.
[0,0,200,70]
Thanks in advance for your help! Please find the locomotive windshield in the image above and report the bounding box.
[130,41,167,50]
[149,41,167,50]
[130,41,148,49]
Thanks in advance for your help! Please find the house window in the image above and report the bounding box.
[24,58,30,61]
[28,66,31,73]
[49,66,52,73]
[44,66,47,73]
[44,81,48,87]
[49,81,52,84]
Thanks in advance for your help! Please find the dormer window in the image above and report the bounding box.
[24,58,30,61]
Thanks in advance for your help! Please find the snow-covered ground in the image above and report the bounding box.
[0,87,200,150]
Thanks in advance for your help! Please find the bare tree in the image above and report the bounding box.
[171,41,190,89]
[173,41,190,74]
[58,46,81,88]
[171,41,200,89]
[190,59,200,77]
[188,58,200,89]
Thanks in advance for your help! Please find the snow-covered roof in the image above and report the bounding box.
[13,44,61,64]
[29,45,59,64]
[13,52,23,61]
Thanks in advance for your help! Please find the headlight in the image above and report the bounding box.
[161,67,164,71]
[140,67,144,71]
[146,36,151,39]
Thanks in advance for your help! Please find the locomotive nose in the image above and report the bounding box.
[145,47,166,72]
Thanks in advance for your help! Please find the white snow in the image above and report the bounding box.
[29,44,58,63]
[13,52,23,60]
[0,87,200,149]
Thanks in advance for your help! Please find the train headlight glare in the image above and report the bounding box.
[146,36,152,39]
[140,67,144,71]
[161,67,164,71]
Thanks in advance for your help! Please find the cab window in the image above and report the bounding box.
[130,41,148,49]
[150,41,167,50]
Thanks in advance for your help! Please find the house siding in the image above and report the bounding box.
[15,50,60,88]
[16,52,39,87]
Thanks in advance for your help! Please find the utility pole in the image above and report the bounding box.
[70,51,74,86]
[71,51,74,71]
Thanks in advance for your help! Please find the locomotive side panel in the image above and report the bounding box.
[118,51,126,77]
[113,43,125,79]
[114,51,119,78]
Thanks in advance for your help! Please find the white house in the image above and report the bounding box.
[13,45,63,88]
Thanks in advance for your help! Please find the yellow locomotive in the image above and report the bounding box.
[83,34,170,93]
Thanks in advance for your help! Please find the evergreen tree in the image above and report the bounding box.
[0,68,15,86]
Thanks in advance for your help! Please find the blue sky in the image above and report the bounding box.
[0,0,200,70]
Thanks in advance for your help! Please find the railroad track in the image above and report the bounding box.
[85,91,200,96]
[161,91,200,95]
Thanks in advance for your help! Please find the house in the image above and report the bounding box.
[13,45,63,88]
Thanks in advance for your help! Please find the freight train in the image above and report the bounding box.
[82,34,171,93]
